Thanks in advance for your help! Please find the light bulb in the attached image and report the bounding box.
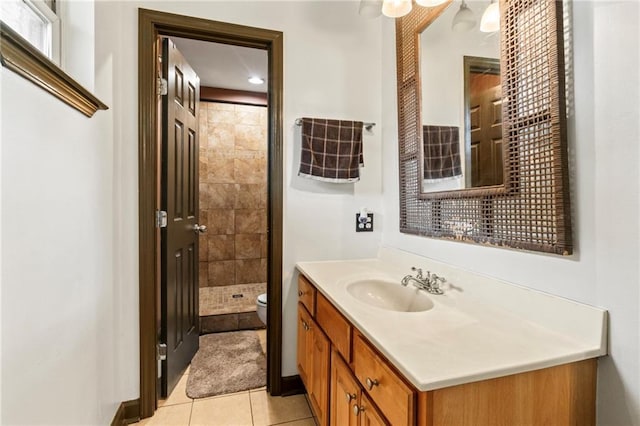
[451,1,476,32]
[381,0,412,18]
[359,0,383,18]
[248,76,264,85]
[480,0,500,33]
[416,0,448,6]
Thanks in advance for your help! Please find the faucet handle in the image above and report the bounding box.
[430,274,446,294]
[411,266,424,279]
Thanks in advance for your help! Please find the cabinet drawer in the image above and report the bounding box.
[298,274,316,314]
[316,292,352,362]
[354,333,415,426]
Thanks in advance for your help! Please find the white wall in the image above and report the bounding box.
[382,2,640,425]
[94,0,385,403]
[1,2,122,424]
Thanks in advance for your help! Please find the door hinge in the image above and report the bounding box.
[157,343,167,379]
[156,210,168,228]
[157,343,167,361]
[157,77,168,96]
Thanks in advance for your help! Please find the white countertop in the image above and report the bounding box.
[296,248,608,392]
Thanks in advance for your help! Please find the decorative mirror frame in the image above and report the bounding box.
[396,0,572,255]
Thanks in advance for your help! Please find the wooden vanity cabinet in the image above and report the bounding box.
[297,303,330,426]
[330,349,388,426]
[297,274,597,426]
[353,333,415,425]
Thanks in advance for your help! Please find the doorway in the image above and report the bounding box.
[138,9,283,419]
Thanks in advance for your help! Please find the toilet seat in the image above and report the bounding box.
[257,293,267,306]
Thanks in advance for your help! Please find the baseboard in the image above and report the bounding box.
[111,399,140,426]
[280,375,305,396]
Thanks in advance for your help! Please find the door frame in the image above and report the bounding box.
[138,8,284,419]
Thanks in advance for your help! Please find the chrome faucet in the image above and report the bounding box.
[401,267,445,295]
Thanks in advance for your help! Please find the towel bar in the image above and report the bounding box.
[295,118,376,131]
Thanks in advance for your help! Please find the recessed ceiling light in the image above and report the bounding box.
[248,76,264,85]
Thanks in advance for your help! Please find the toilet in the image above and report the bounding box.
[256,293,267,325]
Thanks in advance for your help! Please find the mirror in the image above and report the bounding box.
[419,1,503,193]
[395,0,573,255]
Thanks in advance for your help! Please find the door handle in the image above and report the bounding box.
[193,224,207,234]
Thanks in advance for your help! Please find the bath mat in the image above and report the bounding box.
[186,331,266,399]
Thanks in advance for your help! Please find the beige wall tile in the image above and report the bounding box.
[207,154,235,183]
[235,124,266,151]
[236,259,266,284]
[234,156,266,184]
[208,184,235,209]
[234,104,264,125]
[190,393,252,426]
[235,209,266,234]
[235,234,261,259]
[198,262,208,289]
[207,103,236,125]
[206,122,235,151]
[198,157,208,183]
[207,261,235,286]
[208,235,235,261]
[250,391,311,426]
[260,234,268,258]
[207,209,234,235]
[235,184,266,209]
[199,183,211,210]
[199,236,208,262]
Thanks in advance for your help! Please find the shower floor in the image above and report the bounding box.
[199,283,266,316]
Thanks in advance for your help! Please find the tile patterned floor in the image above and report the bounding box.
[135,330,313,426]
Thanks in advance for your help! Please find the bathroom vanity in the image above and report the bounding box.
[296,248,607,426]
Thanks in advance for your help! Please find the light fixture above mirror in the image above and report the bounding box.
[451,1,476,32]
[480,0,500,32]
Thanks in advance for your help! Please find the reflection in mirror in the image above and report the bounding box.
[419,1,502,193]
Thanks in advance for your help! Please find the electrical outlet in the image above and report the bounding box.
[356,213,374,232]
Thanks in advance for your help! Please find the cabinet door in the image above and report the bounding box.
[330,350,359,426]
[309,319,331,426]
[297,303,313,390]
[360,394,389,426]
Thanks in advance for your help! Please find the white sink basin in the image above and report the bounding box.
[346,279,434,312]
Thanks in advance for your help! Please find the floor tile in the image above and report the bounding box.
[136,403,192,426]
[273,419,316,426]
[250,391,311,426]
[199,389,249,401]
[159,374,192,407]
[190,393,253,426]
[256,329,267,354]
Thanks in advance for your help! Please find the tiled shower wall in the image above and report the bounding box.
[198,101,267,318]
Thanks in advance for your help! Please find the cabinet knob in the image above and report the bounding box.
[365,377,379,390]
[353,404,364,416]
[345,392,356,403]
[298,290,303,297]
[301,320,309,331]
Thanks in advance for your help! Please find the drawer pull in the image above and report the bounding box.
[365,377,379,390]
[353,404,364,416]
[345,392,356,403]
[298,290,304,297]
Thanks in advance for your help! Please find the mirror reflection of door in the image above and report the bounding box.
[465,56,503,187]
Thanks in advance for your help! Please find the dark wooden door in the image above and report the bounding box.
[160,37,201,397]
[469,72,503,187]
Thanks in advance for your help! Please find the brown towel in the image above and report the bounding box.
[299,117,364,182]
[423,125,462,180]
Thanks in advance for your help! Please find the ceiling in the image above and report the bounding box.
[171,37,268,93]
